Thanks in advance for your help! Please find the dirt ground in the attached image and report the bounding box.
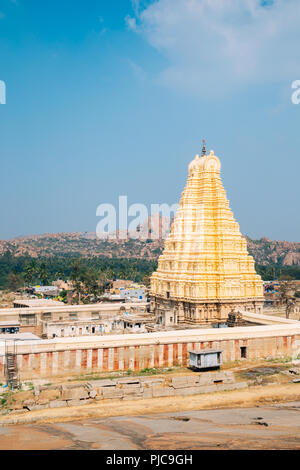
[1,381,300,426]
[0,360,300,449]
[0,359,297,422]
[0,397,300,450]
[0,291,17,308]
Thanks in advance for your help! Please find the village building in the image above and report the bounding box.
[0,301,149,337]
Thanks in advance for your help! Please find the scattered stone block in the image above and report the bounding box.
[94,396,104,401]
[123,389,143,398]
[140,378,165,386]
[142,388,153,399]
[37,399,50,406]
[174,386,206,396]
[91,379,116,388]
[61,386,89,401]
[217,382,248,391]
[117,378,141,385]
[67,399,90,407]
[171,376,199,389]
[122,383,143,389]
[49,400,67,408]
[152,386,175,397]
[198,374,215,386]
[222,371,235,383]
[197,371,234,386]
[26,404,48,411]
[101,388,124,399]
[38,389,61,402]
[40,385,62,392]
[23,400,35,407]
[123,396,144,401]
[197,385,218,394]
[85,382,94,390]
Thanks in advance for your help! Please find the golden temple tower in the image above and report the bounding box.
[150,143,264,325]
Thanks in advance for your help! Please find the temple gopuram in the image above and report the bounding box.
[150,142,264,325]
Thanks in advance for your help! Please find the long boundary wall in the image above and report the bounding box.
[1,323,300,381]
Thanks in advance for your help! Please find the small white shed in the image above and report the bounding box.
[188,349,222,370]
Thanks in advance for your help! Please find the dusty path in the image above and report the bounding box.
[0,402,300,450]
[1,382,300,427]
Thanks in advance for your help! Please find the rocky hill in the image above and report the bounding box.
[246,237,300,266]
[0,232,163,260]
[0,232,299,266]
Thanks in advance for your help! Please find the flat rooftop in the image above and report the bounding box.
[0,301,148,315]
[0,333,40,342]
[0,321,20,326]
[13,299,64,308]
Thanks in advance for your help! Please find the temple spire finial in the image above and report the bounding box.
[202,139,206,156]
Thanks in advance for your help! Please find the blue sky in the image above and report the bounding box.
[0,0,299,242]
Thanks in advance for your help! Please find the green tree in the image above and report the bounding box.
[278,281,298,319]
[38,262,49,286]
[6,272,24,292]
[24,260,38,285]
[82,268,101,302]
[70,259,86,303]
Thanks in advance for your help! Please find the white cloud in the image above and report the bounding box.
[126,0,300,97]
[127,59,147,82]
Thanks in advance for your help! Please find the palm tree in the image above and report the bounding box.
[70,259,86,303]
[24,260,38,285]
[38,262,49,286]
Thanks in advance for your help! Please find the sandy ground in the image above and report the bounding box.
[0,383,300,427]
[1,382,300,427]
[0,400,300,450]
[0,360,299,449]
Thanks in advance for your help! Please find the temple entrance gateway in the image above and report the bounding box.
[150,144,264,325]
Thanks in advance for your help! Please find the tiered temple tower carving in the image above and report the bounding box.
[150,145,264,325]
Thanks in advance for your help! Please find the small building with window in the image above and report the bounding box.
[0,321,20,335]
[41,317,123,339]
[189,349,223,370]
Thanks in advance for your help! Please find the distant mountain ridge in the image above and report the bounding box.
[0,232,299,266]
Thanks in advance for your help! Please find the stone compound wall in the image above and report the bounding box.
[9,371,247,413]
[1,324,300,381]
